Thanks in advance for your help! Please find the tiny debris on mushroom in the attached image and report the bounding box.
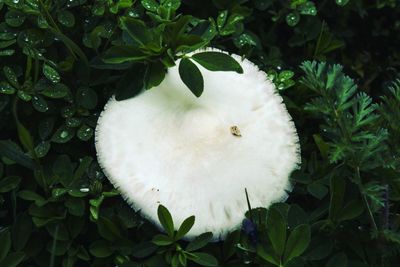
[230,125,242,137]
[95,48,300,240]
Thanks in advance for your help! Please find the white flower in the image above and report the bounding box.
[95,49,300,240]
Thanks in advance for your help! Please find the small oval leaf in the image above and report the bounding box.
[191,52,243,73]
[178,58,204,97]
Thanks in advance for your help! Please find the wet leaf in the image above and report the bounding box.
[42,64,60,83]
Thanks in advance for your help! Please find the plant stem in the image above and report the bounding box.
[383,184,389,230]
[25,56,32,81]
[49,224,59,267]
[356,167,378,232]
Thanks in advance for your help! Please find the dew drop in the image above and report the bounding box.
[335,0,349,6]
[60,131,68,138]
[286,12,300,27]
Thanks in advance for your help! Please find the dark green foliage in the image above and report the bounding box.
[1,0,400,267]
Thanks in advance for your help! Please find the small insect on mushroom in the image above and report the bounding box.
[230,125,242,137]
[95,48,300,240]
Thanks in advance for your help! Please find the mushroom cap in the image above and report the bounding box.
[95,49,300,240]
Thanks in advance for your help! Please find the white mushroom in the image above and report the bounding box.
[95,48,300,240]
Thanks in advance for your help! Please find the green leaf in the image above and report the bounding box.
[217,10,228,29]
[253,0,273,11]
[17,90,31,101]
[76,87,97,109]
[337,199,364,221]
[191,52,243,73]
[186,232,213,252]
[53,154,73,184]
[0,50,14,56]
[172,254,179,267]
[103,46,149,64]
[190,252,218,266]
[97,217,122,242]
[283,224,311,263]
[298,1,317,16]
[5,10,26,27]
[175,215,195,240]
[57,10,75,28]
[3,66,19,88]
[307,182,328,200]
[144,62,166,89]
[326,253,348,267]
[288,204,308,229]
[32,95,48,112]
[34,141,50,158]
[162,0,181,11]
[152,234,174,246]
[306,237,333,260]
[120,17,153,46]
[115,65,146,101]
[41,83,69,99]
[0,140,36,169]
[329,176,346,220]
[51,125,75,143]
[89,240,113,258]
[43,64,60,83]
[72,156,92,184]
[0,176,21,193]
[267,207,286,256]
[313,134,329,159]
[335,0,349,6]
[178,58,204,97]
[0,81,15,94]
[132,242,158,258]
[65,197,85,216]
[16,121,35,156]
[256,244,280,265]
[157,205,175,237]
[285,257,305,267]
[0,252,25,267]
[141,0,159,11]
[0,230,11,262]
[38,118,55,140]
[12,213,32,251]
[18,190,47,206]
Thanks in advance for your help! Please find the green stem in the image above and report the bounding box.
[49,224,59,267]
[12,97,48,192]
[38,0,77,59]
[25,56,32,81]
[313,21,325,59]
[356,167,378,232]
[34,57,39,84]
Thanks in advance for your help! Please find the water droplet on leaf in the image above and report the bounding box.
[77,125,93,141]
[286,12,300,27]
[299,2,317,16]
[335,0,349,6]
[66,117,81,128]
[35,141,50,157]
[52,126,74,143]
[61,106,75,118]
[0,81,15,94]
